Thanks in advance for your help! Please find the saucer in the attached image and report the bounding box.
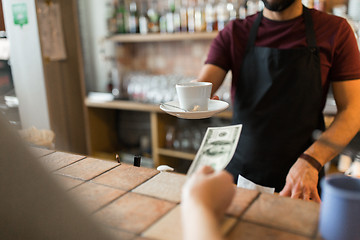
[160,100,229,119]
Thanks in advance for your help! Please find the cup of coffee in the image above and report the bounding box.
[176,82,212,111]
[319,174,360,240]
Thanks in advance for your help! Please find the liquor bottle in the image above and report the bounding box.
[139,1,148,34]
[229,0,238,21]
[187,0,196,33]
[159,10,167,33]
[166,11,174,33]
[195,0,206,32]
[216,0,229,31]
[128,0,139,33]
[246,0,260,16]
[180,0,188,32]
[166,0,175,33]
[205,0,217,32]
[147,0,160,33]
[107,70,114,93]
[107,1,117,35]
[173,0,181,32]
[116,0,126,34]
[238,0,247,19]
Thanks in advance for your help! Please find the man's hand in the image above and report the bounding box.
[279,159,321,202]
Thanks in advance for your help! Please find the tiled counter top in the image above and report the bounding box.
[32,148,321,240]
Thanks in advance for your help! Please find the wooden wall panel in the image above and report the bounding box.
[37,0,89,154]
[0,0,5,31]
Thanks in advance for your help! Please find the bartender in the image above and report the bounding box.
[198,0,360,202]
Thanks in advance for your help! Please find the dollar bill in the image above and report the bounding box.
[187,124,242,176]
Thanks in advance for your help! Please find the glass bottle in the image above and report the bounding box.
[166,0,175,33]
[107,0,118,35]
[205,0,217,32]
[229,0,238,21]
[246,0,258,16]
[238,0,247,19]
[139,1,148,34]
[116,0,126,34]
[216,0,229,31]
[195,0,206,32]
[187,0,196,33]
[107,70,114,93]
[128,0,139,33]
[173,0,181,32]
[165,126,176,148]
[180,0,188,32]
[159,10,167,33]
[147,0,160,33]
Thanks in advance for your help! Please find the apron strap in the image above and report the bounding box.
[303,6,317,48]
[245,11,263,51]
[245,5,317,51]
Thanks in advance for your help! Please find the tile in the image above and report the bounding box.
[243,193,320,237]
[68,182,125,213]
[29,146,55,158]
[102,227,136,240]
[143,205,237,240]
[52,174,84,190]
[226,187,260,217]
[38,151,85,171]
[55,157,119,180]
[226,221,310,240]
[93,192,175,234]
[142,205,182,240]
[92,164,159,191]
[132,172,186,203]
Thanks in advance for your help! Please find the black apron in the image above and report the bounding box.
[226,6,325,192]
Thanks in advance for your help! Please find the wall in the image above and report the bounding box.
[116,40,211,77]
[78,0,115,93]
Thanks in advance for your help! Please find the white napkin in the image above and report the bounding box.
[237,174,275,194]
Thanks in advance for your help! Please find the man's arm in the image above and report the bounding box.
[280,79,360,202]
[197,64,227,97]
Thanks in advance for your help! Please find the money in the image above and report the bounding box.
[187,124,242,176]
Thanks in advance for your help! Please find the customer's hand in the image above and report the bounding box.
[182,165,235,218]
[181,166,235,240]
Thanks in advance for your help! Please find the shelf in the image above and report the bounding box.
[85,98,232,119]
[158,148,196,161]
[107,32,218,43]
[85,98,161,112]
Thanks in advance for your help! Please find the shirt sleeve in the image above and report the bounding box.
[205,23,233,72]
[329,18,360,81]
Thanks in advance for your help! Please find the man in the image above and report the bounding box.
[198,0,360,202]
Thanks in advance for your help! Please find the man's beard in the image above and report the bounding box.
[262,0,296,12]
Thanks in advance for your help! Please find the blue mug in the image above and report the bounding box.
[319,174,360,240]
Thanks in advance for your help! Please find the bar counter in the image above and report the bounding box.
[31,147,322,240]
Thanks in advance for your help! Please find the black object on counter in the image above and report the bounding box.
[134,155,141,167]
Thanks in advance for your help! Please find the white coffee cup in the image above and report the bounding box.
[176,82,212,111]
